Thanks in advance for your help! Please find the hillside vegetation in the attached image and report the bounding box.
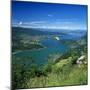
[12,27,87,89]
[12,47,87,89]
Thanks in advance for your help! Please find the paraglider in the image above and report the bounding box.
[54,36,60,40]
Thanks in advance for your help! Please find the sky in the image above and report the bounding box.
[12,1,87,31]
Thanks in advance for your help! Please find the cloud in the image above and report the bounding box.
[19,21,22,25]
[22,21,46,26]
[48,14,53,17]
[30,21,46,24]
[12,20,86,30]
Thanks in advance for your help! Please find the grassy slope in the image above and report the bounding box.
[12,47,87,89]
[26,56,87,88]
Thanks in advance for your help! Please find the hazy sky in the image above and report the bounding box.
[12,1,87,30]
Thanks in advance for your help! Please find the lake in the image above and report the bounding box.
[13,32,85,67]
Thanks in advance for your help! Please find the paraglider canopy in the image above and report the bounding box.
[54,36,60,40]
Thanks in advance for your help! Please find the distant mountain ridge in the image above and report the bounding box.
[12,27,63,36]
[12,27,87,36]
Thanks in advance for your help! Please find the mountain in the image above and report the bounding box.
[12,27,87,35]
[12,27,66,36]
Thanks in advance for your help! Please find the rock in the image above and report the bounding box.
[76,55,85,65]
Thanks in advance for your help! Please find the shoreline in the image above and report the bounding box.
[12,46,47,55]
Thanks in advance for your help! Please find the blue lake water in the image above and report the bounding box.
[14,38,67,66]
[13,32,85,66]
